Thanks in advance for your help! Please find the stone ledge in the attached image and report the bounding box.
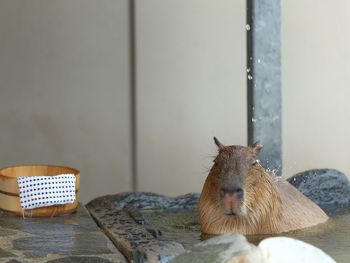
[0,204,127,263]
[86,193,200,263]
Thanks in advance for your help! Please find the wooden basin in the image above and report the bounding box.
[0,165,80,217]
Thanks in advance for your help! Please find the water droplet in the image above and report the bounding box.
[252,117,257,123]
[247,68,251,73]
[258,59,261,63]
[246,24,251,31]
[248,74,253,80]
[249,57,253,61]
[266,167,278,176]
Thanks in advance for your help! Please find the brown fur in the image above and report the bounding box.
[199,140,328,235]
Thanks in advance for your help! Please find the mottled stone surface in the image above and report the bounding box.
[170,234,266,263]
[288,169,350,215]
[47,256,115,263]
[114,192,199,210]
[0,204,126,263]
[0,248,16,258]
[0,228,16,237]
[86,193,201,263]
[13,232,112,257]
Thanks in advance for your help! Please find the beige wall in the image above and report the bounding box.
[136,0,350,193]
[136,0,247,195]
[0,0,132,203]
[283,0,350,178]
[1,0,350,202]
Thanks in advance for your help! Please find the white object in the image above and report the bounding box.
[17,174,76,209]
[259,237,336,263]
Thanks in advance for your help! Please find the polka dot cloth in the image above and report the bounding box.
[17,174,76,209]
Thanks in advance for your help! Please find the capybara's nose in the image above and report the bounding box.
[220,187,244,199]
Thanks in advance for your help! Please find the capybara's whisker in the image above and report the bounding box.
[242,201,253,213]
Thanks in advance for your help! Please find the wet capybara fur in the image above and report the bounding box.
[199,138,328,235]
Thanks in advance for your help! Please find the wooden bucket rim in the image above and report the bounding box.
[0,206,78,217]
[0,164,80,178]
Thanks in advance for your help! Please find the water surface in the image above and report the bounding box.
[140,208,350,262]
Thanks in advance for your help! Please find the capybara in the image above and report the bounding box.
[199,138,328,235]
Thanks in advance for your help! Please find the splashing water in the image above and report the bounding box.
[267,168,280,176]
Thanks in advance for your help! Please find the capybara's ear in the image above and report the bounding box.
[251,141,263,156]
[213,137,225,150]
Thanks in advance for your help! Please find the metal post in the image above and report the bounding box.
[129,0,138,190]
[247,0,282,175]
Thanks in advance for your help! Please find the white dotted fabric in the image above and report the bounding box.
[17,174,76,209]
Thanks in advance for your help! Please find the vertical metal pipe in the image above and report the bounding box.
[129,0,138,190]
[247,0,282,175]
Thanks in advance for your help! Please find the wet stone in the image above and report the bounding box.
[169,233,265,263]
[4,260,22,263]
[0,227,16,237]
[13,232,111,257]
[0,205,97,233]
[86,193,201,262]
[47,256,114,263]
[0,204,127,262]
[288,169,350,215]
[114,192,199,210]
[0,248,16,258]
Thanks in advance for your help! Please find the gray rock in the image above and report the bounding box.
[13,232,112,257]
[0,248,16,258]
[87,193,202,263]
[0,227,16,237]
[170,233,266,263]
[0,204,127,262]
[114,192,200,210]
[47,256,114,263]
[4,260,22,263]
[288,169,350,215]
[133,242,185,263]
